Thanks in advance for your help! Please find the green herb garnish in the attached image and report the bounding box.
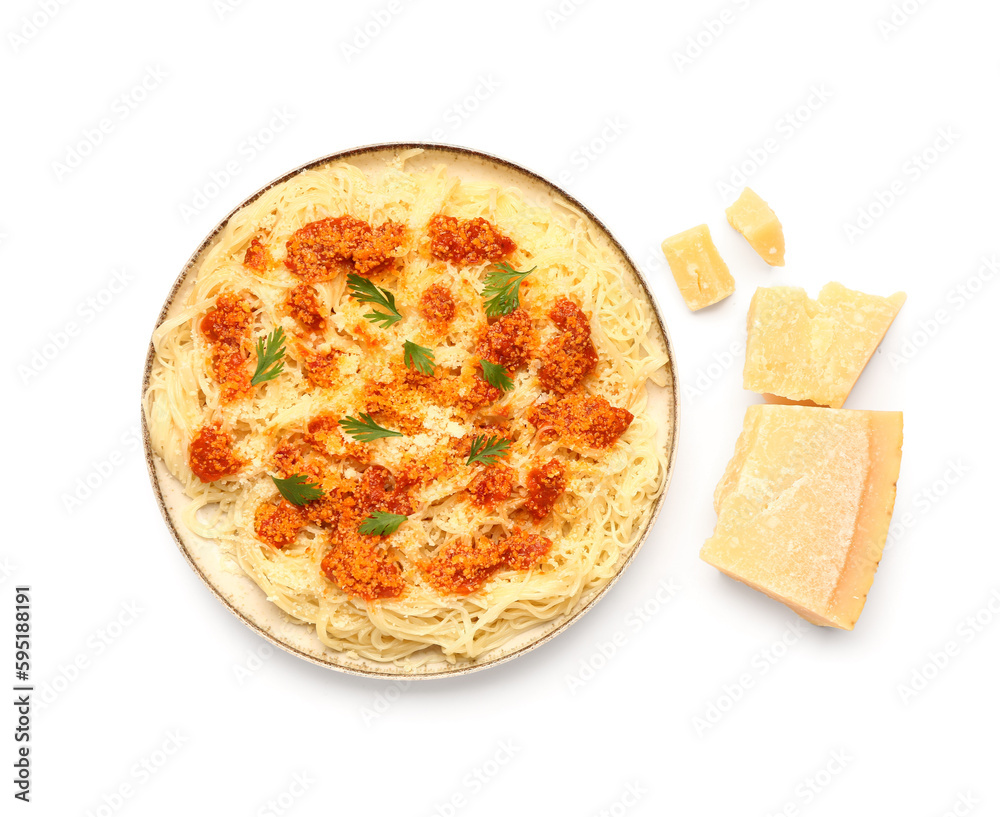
[359,511,407,536]
[347,273,403,327]
[481,262,536,317]
[338,413,405,442]
[479,359,514,392]
[403,340,435,375]
[271,473,323,506]
[251,327,286,385]
[466,435,512,466]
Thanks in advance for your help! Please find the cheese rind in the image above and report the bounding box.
[661,225,735,311]
[744,283,906,408]
[701,405,903,630]
[725,188,785,266]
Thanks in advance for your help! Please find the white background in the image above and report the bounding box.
[4,0,999,815]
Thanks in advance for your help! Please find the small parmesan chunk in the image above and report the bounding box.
[661,225,735,311]
[725,187,785,266]
[701,405,903,630]
[744,283,906,408]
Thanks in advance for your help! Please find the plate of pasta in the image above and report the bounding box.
[142,143,677,677]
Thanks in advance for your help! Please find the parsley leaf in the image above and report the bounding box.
[338,413,405,442]
[271,473,323,506]
[479,358,514,392]
[481,262,536,317]
[347,273,403,327]
[251,327,287,386]
[403,340,435,375]
[359,510,407,536]
[466,435,512,466]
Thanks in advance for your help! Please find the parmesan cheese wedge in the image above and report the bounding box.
[744,283,906,408]
[725,187,785,266]
[701,405,903,630]
[661,224,735,311]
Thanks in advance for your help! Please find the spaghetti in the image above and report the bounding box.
[144,150,673,666]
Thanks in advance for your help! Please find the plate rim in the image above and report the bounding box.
[140,141,680,680]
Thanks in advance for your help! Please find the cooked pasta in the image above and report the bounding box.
[144,149,673,666]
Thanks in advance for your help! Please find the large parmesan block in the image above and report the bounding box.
[661,225,735,311]
[725,187,785,266]
[701,405,903,630]
[744,283,906,408]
